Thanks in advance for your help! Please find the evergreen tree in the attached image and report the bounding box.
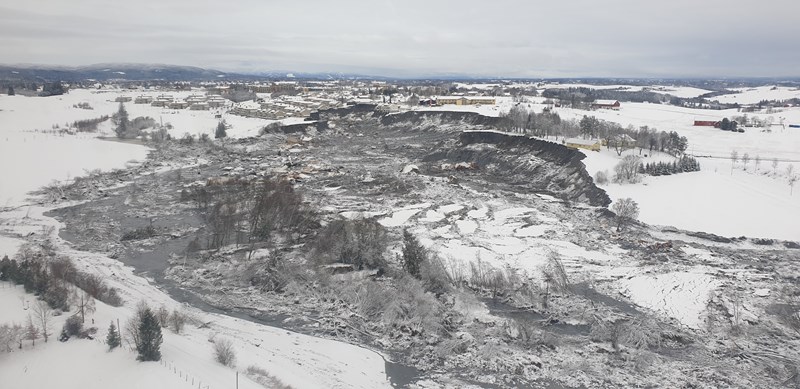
[401,229,426,278]
[115,103,129,139]
[7,86,14,96]
[136,308,162,361]
[215,121,227,139]
[106,321,120,350]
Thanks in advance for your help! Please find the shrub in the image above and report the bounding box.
[170,310,186,334]
[245,366,292,389]
[213,338,236,367]
[594,170,609,185]
[179,133,195,145]
[312,219,388,270]
[121,225,157,241]
[63,315,83,338]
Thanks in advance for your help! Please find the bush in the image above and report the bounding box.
[170,310,186,334]
[213,338,236,367]
[63,315,83,338]
[179,133,195,145]
[594,170,609,185]
[245,366,292,389]
[312,219,388,270]
[121,225,157,241]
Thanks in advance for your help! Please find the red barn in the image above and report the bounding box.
[694,120,720,127]
[591,100,621,110]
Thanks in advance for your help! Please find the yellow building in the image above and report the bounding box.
[564,138,601,152]
[435,96,496,106]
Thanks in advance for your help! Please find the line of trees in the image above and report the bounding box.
[640,156,700,176]
[501,107,689,157]
[0,249,123,312]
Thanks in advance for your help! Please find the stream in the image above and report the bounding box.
[48,202,422,388]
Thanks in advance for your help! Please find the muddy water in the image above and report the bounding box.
[49,201,421,387]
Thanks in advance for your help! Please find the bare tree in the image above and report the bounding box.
[773,158,779,175]
[72,290,96,323]
[170,309,186,334]
[741,153,750,171]
[25,315,40,346]
[32,300,52,343]
[614,155,642,184]
[157,305,170,328]
[790,174,798,196]
[611,198,639,232]
[754,155,761,172]
[730,150,738,175]
[542,251,569,309]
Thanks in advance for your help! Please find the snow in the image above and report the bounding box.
[712,86,800,105]
[0,90,392,389]
[559,100,800,241]
[0,93,151,206]
[0,235,25,259]
[0,206,391,389]
[618,271,721,329]
[378,203,431,227]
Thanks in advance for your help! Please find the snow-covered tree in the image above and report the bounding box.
[136,307,163,361]
[742,153,750,171]
[115,103,129,139]
[106,321,120,350]
[730,150,738,175]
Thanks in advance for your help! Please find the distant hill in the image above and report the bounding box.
[0,63,266,82]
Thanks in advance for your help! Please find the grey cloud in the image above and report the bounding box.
[0,1,798,77]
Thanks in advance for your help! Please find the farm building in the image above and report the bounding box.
[114,96,132,103]
[564,138,601,152]
[694,120,720,127]
[435,96,496,106]
[134,95,153,104]
[168,101,190,109]
[591,100,620,110]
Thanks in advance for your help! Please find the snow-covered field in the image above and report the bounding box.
[417,87,800,241]
[557,102,800,241]
[0,89,308,206]
[0,91,391,388]
[712,86,800,105]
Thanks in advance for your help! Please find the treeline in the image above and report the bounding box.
[501,106,689,156]
[72,115,109,132]
[640,156,700,176]
[0,246,123,311]
[541,87,672,106]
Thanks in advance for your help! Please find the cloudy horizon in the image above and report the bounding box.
[1,0,798,78]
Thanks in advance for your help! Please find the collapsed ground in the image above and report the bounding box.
[36,108,800,388]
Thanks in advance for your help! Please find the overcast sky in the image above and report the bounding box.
[1,0,798,78]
